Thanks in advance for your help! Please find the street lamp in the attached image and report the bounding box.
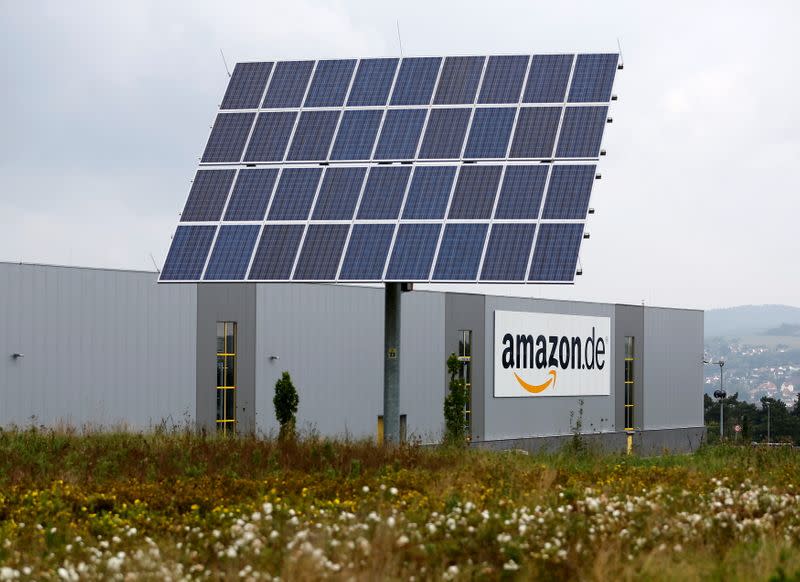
[704,358,726,440]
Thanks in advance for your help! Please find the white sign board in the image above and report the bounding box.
[494,311,611,397]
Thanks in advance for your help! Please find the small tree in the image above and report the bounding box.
[274,371,299,440]
[443,353,468,445]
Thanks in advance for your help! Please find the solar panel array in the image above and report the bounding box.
[161,53,618,283]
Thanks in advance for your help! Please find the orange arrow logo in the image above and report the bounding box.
[513,369,557,394]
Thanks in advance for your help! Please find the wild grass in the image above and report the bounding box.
[0,428,799,580]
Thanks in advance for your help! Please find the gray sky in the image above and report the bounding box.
[1,0,798,310]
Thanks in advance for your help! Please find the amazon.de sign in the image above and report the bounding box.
[494,311,611,397]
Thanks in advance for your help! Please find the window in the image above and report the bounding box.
[216,322,237,434]
[458,330,472,441]
[624,336,634,431]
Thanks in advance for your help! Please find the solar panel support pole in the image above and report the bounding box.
[383,282,401,445]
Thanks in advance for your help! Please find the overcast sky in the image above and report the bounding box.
[1,1,798,310]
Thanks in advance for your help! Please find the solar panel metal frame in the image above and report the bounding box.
[161,52,618,284]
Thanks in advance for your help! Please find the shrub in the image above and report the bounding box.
[443,353,468,445]
[274,371,299,440]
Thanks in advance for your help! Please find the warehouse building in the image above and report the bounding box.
[0,261,704,453]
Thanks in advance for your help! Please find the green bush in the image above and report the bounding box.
[274,371,299,439]
[443,353,468,445]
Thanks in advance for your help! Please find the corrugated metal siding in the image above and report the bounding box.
[482,297,616,441]
[0,263,197,429]
[643,307,704,429]
[254,284,445,442]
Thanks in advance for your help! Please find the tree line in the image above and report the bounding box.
[704,393,800,443]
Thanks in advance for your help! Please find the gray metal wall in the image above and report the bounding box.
[0,263,197,429]
[613,305,645,431]
[480,296,616,442]
[253,284,445,442]
[643,307,704,429]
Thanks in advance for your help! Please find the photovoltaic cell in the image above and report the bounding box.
[311,167,366,220]
[568,53,618,102]
[204,225,260,280]
[267,168,322,220]
[433,56,484,105]
[401,166,456,219]
[221,62,273,110]
[224,169,279,221]
[509,107,562,158]
[386,223,441,280]
[347,58,398,106]
[523,54,573,103]
[286,110,340,161]
[262,60,314,108]
[542,165,596,219]
[304,59,356,107]
[243,112,296,162]
[201,112,255,163]
[417,108,471,159]
[339,224,395,280]
[181,169,236,222]
[160,225,216,280]
[293,224,349,280]
[555,106,607,158]
[390,57,441,105]
[529,223,584,281]
[480,223,536,281]
[493,165,548,219]
[478,55,529,104]
[248,224,304,280]
[356,166,411,219]
[463,107,516,158]
[373,109,427,160]
[447,165,502,219]
[432,223,488,280]
[329,109,383,160]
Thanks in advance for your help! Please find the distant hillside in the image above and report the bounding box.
[765,323,800,337]
[705,305,800,338]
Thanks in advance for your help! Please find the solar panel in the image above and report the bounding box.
[201,112,255,163]
[478,55,529,104]
[204,225,260,280]
[221,62,273,110]
[181,170,236,222]
[163,53,618,283]
[493,165,548,219]
[528,223,584,282]
[311,167,366,220]
[224,169,278,221]
[448,165,502,220]
[243,112,296,162]
[480,223,537,281]
[262,60,314,108]
[542,165,596,219]
[417,108,471,159]
[267,168,322,220]
[330,109,383,160]
[293,224,349,280]
[286,110,340,161]
[432,223,488,280]
[304,59,356,107]
[463,107,516,159]
[248,224,304,280]
[339,224,395,280]
[347,58,399,106]
[433,56,484,105]
[357,166,411,219]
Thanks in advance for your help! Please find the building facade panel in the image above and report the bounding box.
[0,263,196,429]
[643,307,704,430]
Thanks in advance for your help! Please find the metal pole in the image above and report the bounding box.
[383,282,401,445]
[719,362,724,440]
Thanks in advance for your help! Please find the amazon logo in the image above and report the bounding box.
[501,328,606,394]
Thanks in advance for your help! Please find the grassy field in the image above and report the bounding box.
[1,430,799,580]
